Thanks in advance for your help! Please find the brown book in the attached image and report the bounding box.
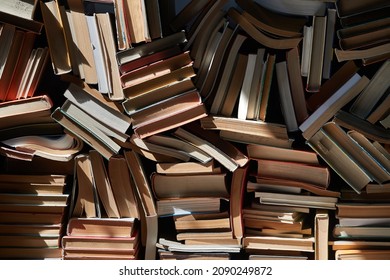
[130,90,203,129]
[62,247,139,260]
[306,60,360,112]
[123,0,150,43]
[169,0,211,32]
[0,95,53,130]
[337,17,390,39]
[156,197,223,217]
[0,235,60,248]
[151,172,229,199]
[0,212,63,224]
[40,0,71,75]
[67,217,135,237]
[219,53,248,117]
[349,59,390,119]
[0,224,62,236]
[335,249,390,260]
[230,166,249,240]
[124,150,157,260]
[306,16,327,92]
[174,212,231,232]
[200,115,289,141]
[255,159,330,189]
[243,236,314,252]
[335,43,390,63]
[108,156,140,219]
[62,232,139,250]
[156,161,220,175]
[133,102,207,139]
[339,26,390,50]
[0,247,62,259]
[286,47,308,124]
[0,10,43,34]
[89,150,120,218]
[247,144,319,165]
[255,192,338,210]
[337,203,390,218]
[72,154,98,218]
[227,8,302,50]
[366,92,390,124]
[235,0,306,35]
[67,0,97,84]
[335,0,389,18]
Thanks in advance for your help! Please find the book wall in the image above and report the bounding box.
[0,0,389,260]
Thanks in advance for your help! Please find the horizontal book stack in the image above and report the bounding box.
[0,174,69,259]
[241,144,339,260]
[331,189,390,260]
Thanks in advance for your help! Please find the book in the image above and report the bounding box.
[254,159,330,189]
[108,156,140,219]
[156,197,224,217]
[39,0,71,75]
[275,60,299,132]
[173,212,231,232]
[336,203,390,218]
[67,217,135,237]
[151,172,229,199]
[124,150,158,260]
[89,150,120,218]
[255,192,338,210]
[306,16,327,92]
[243,236,315,252]
[0,95,53,130]
[286,47,308,124]
[314,209,329,260]
[299,73,369,140]
[246,144,319,165]
[155,161,221,175]
[349,59,390,119]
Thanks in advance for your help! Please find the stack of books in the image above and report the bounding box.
[330,188,390,260]
[0,174,69,259]
[241,144,339,260]
[60,150,142,259]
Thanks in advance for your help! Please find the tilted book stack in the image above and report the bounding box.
[0,0,389,260]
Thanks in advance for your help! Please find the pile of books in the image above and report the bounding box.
[0,174,69,259]
[0,0,389,260]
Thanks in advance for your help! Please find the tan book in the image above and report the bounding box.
[72,154,98,218]
[151,172,229,199]
[67,217,135,237]
[156,161,220,175]
[108,156,140,219]
[335,249,390,260]
[174,212,231,232]
[124,150,157,260]
[314,209,329,260]
[243,236,315,252]
[255,159,330,189]
[89,150,120,218]
[39,0,71,75]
